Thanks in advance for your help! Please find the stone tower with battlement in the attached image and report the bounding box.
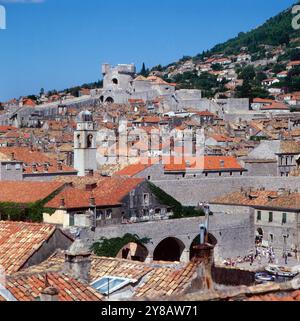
[102,63,136,92]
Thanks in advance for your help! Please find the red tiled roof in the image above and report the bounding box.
[0,126,18,133]
[261,102,289,110]
[22,99,36,107]
[0,147,76,174]
[5,272,103,301]
[247,290,300,302]
[21,250,199,299]
[0,221,57,274]
[288,60,300,66]
[0,181,65,204]
[164,156,244,172]
[115,163,152,177]
[212,190,278,207]
[253,98,274,104]
[135,262,198,298]
[196,111,216,117]
[210,134,234,142]
[46,177,144,209]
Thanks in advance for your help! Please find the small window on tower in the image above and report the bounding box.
[112,78,118,85]
[87,134,93,148]
[77,134,81,148]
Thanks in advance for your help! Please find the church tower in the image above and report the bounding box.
[74,110,97,176]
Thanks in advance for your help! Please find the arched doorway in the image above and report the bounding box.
[256,228,263,245]
[189,233,218,261]
[105,97,114,104]
[116,242,148,262]
[153,237,185,262]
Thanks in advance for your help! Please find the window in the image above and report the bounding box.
[282,213,287,224]
[106,209,112,220]
[268,212,273,223]
[129,190,135,209]
[257,211,261,221]
[15,164,21,170]
[96,210,103,220]
[143,193,150,206]
[91,276,132,295]
[5,164,11,171]
[269,233,274,243]
[69,214,75,227]
[87,134,93,148]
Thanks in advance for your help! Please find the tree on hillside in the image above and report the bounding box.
[140,63,149,77]
[238,65,256,81]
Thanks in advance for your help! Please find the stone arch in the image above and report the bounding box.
[153,237,185,262]
[256,228,263,245]
[189,233,218,261]
[105,97,114,104]
[116,242,149,262]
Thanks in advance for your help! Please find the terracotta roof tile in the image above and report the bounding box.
[46,177,144,209]
[0,181,64,204]
[0,221,58,274]
[5,272,103,301]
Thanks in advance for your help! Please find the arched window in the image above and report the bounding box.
[87,134,93,148]
[77,134,81,148]
[112,78,118,85]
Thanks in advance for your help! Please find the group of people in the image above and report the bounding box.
[223,246,283,268]
[253,246,276,265]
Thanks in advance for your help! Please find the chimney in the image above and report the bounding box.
[85,183,97,191]
[185,160,191,168]
[188,243,215,292]
[220,160,225,168]
[57,162,63,171]
[43,163,49,172]
[60,198,65,208]
[63,239,91,283]
[89,196,96,207]
[39,275,59,302]
[10,153,15,161]
[32,164,37,172]
[85,169,94,177]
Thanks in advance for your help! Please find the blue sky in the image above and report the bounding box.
[0,0,297,101]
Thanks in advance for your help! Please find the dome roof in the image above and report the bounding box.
[76,110,93,122]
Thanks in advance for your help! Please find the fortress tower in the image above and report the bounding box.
[102,63,136,92]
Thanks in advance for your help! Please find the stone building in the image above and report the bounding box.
[252,191,300,257]
[98,63,203,112]
[43,177,173,228]
[0,147,77,181]
[211,188,300,258]
[242,140,300,177]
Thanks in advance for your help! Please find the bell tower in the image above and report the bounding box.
[74,110,97,176]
